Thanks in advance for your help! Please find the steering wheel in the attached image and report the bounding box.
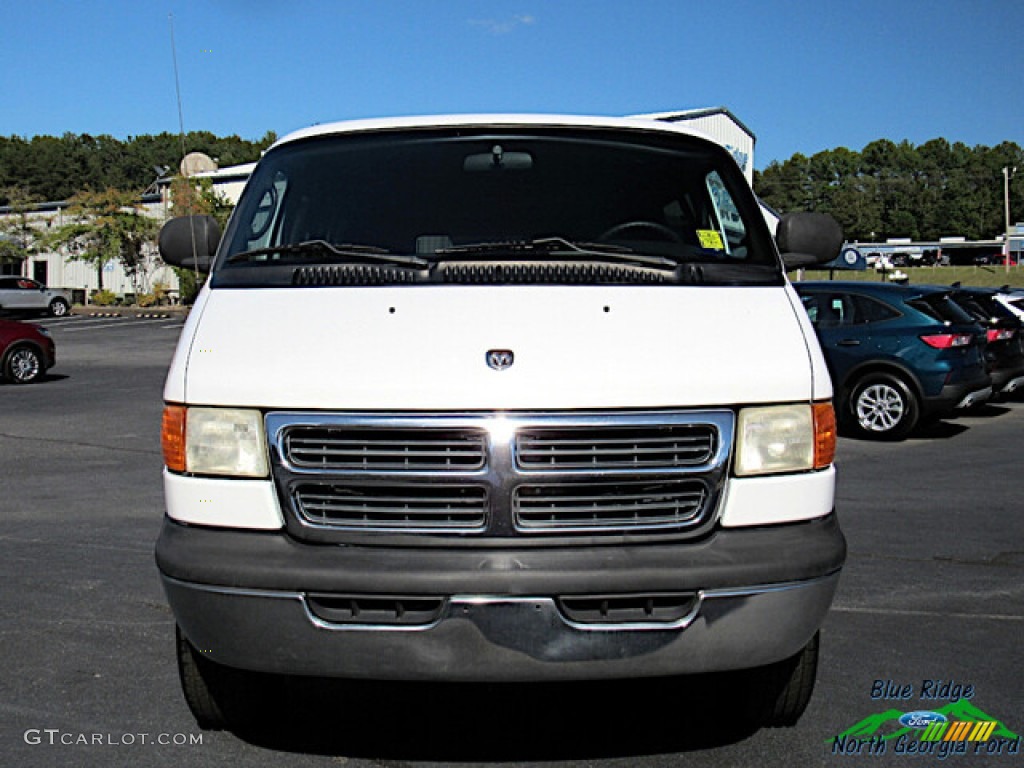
[599,220,681,243]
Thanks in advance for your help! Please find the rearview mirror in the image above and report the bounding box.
[777,212,843,270]
[158,216,221,272]
[464,145,533,172]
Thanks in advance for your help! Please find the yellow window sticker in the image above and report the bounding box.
[697,229,725,250]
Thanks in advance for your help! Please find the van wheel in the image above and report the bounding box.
[175,626,281,732]
[743,631,820,728]
[848,373,919,440]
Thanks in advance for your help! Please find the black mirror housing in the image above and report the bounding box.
[778,212,844,270]
[158,216,222,272]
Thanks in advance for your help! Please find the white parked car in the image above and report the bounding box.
[0,277,72,317]
[994,289,1024,323]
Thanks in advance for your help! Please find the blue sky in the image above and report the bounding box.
[2,0,1021,169]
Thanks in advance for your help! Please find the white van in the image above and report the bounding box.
[157,114,846,730]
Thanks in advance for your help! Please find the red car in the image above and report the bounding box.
[0,319,56,384]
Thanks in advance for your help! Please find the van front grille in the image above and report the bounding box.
[285,427,486,471]
[267,411,732,542]
[516,425,715,469]
[294,483,487,531]
[513,481,708,532]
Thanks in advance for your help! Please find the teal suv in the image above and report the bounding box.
[795,282,992,440]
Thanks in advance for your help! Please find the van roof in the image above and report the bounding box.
[273,113,717,149]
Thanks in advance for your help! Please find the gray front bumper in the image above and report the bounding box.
[162,571,840,682]
[158,510,844,682]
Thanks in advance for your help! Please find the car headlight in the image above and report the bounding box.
[734,402,835,476]
[162,405,269,477]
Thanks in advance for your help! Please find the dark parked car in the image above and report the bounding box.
[943,285,1024,397]
[0,319,56,384]
[795,282,991,439]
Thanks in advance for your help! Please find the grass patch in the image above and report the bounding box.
[796,265,1024,289]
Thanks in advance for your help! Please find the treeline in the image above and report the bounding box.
[0,130,277,205]
[3,131,1021,244]
[755,139,1024,242]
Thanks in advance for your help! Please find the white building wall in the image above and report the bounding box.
[29,247,181,297]
[635,108,756,184]
[3,201,181,301]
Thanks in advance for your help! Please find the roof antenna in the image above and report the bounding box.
[168,12,200,280]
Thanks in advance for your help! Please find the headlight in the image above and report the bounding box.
[735,403,831,477]
[162,405,269,477]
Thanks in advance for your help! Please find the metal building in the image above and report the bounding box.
[634,107,757,184]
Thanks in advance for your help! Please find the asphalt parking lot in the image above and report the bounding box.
[1,313,1022,767]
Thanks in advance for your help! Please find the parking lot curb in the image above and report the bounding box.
[71,307,189,319]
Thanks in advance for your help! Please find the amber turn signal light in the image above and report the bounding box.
[162,405,187,472]
[813,401,837,469]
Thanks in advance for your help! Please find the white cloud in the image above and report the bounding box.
[469,14,536,35]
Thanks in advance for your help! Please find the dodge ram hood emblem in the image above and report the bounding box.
[486,349,515,371]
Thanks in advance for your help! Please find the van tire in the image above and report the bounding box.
[176,625,282,732]
[743,631,819,727]
[176,626,229,729]
[848,373,919,440]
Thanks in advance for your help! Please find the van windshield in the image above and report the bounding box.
[212,127,782,288]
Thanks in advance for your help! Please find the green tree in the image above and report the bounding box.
[0,186,48,268]
[757,138,1024,242]
[167,175,236,302]
[0,130,276,203]
[47,188,158,292]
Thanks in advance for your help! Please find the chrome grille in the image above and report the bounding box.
[267,411,733,540]
[514,481,708,532]
[285,427,486,471]
[294,484,487,530]
[516,425,715,469]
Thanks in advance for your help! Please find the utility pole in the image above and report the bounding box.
[1005,166,1016,273]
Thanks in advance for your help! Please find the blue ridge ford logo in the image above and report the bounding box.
[899,711,948,729]
[486,349,515,370]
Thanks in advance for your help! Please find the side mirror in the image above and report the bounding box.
[778,212,844,270]
[158,216,221,272]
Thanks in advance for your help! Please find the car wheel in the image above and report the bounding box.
[848,373,919,440]
[742,631,820,728]
[49,298,70,317]
[175,625,281,732]
[4,345,43,384]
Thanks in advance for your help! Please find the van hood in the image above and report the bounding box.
[166,285,827,410]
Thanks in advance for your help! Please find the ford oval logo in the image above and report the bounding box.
[486,349,515,371]
[899,711,948,729]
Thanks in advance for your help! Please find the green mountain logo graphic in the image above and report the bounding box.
[832,701,1019,743]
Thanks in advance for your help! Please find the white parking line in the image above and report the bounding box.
[831,605,1023,621]
[58,321,131,332]
[49,316,113,325]
[34,315,111,326]
[55,317,184,332]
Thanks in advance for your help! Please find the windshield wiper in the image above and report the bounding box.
[435,237,679,270]
[226,240,429,268]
